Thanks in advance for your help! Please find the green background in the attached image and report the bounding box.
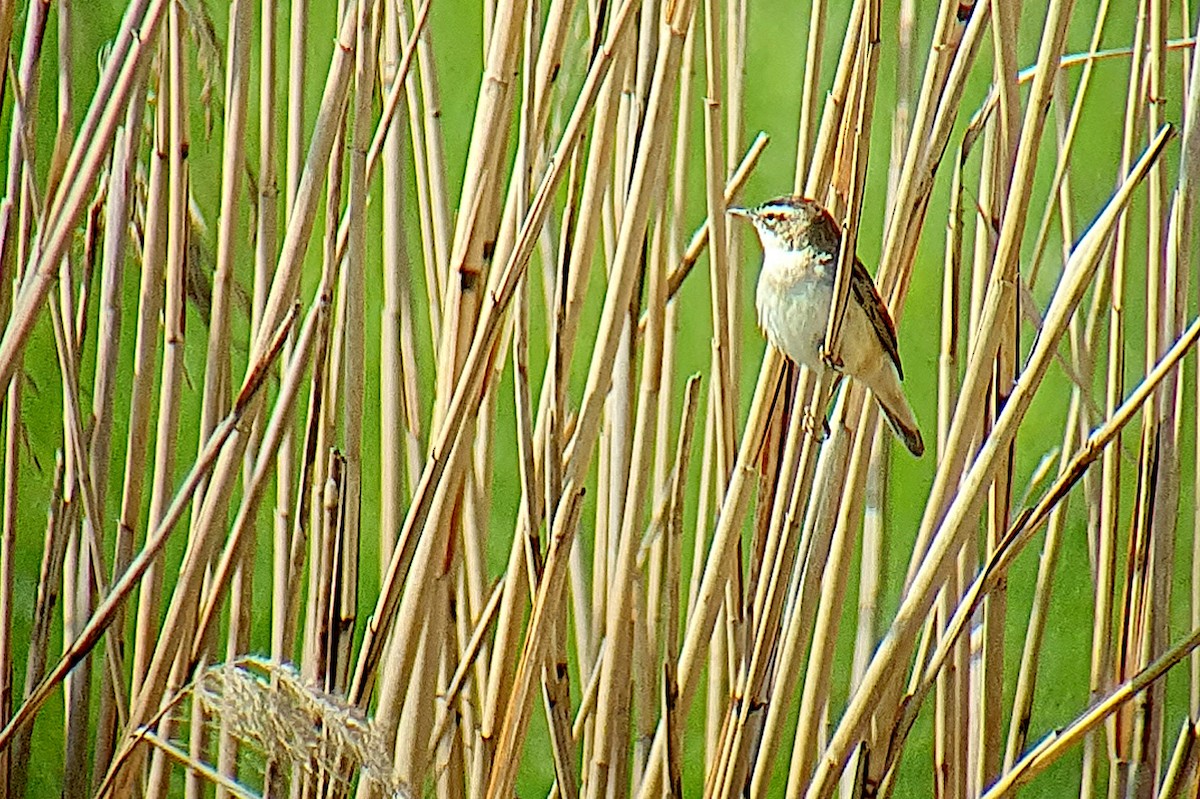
[4,0,1197,796]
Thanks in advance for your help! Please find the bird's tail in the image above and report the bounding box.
[864,362,925,457]
[878,397,925,457]
[873,379,926,453]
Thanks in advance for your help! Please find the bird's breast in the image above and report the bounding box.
[755,260,831,373]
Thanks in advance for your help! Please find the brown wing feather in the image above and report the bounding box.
[805,201,904,379]
[850,257,903,379]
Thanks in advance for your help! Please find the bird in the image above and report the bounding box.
[729,195,925,457]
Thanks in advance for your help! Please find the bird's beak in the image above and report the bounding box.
[727,205,753,220]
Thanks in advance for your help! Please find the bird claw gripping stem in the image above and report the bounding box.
[819,341,844,372]
[801,410,831,443]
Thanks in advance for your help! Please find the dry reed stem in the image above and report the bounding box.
[785,403,876,799]
[983,619,1200,799]
[1156,720,1200,799]
[131,21,184,704]
[254,4,284,723]
[256,0,359,364]
[634,6,882,793]
[552,4,697,796]
[656,130,768,309]
[700,0,732,489]
[8,454,66,797]
[1128,3,1175,788]
[645,43,696,704]
[979,0,1022,785]
[378,0,410,591]
[190,266,338,669]
[0,13,47,784]
[485,487,585,799]
[1002,390,1086,767]
[53,221,113,799]
[255,0,279,333]
[633,349,786,799]
[0,0,166,394]
[1181,5,1200,728]
[205,5,253,789]
[821,0,878,369]
[409,0,451,335]
[141,13,193,792]
[715,4,878,794]
[1093,7,1151,795]
[801,0,863,199]
[813,120,1173,796]
[888,306,1200,789]
[350,0,642,706]
[294,130,348,688]
[792,0,825,183]
[1,3,1198,797]
[365,0,430,179]
[425,576,505,762]
[1000,49,1103,769]
[285,0,308,214]
[851,424,887,690]
[0,302,297,755]
[742,395,817,799]
[84,65,146,799]
[876,0,987,319]
[1026,0,1113,286]
[724,0,745,373]
[139,730,259,799]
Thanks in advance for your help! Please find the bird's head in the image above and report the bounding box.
[727,195,839,255]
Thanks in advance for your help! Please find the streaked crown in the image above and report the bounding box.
[728,195,840,253]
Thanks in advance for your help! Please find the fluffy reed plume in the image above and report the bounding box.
[0,0,1199,798]
[186,658,406,798]
[97,658,410,798]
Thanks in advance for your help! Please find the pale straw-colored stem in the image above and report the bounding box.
[0,304,297,757]
[811,118,1171,796]
[349,0,643,707]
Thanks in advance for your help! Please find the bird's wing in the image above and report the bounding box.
[850,257,903,379]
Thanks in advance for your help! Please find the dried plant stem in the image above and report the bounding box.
[350,0,643,707]
[633,350,786,799]
[702,0,735,487]
[87,50,147,794]
[984,620,1200,799]
[886,168,1191,792]
[0,303,296,756]
[792,0,825,182]
[813,120,1172,797]
[190,268,337,669]
[0,0,167,394]
[1,2,1197,797]
[131,26,184,702]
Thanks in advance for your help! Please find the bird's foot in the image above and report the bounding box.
[819,342,844,372]
[801,410,831,442]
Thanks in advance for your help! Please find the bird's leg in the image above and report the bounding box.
[820,339,844,372]
[808,373,842,442]
[801,385,834,443]
[799,409,829,442]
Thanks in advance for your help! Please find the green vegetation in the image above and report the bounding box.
[0,0,1197,797]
